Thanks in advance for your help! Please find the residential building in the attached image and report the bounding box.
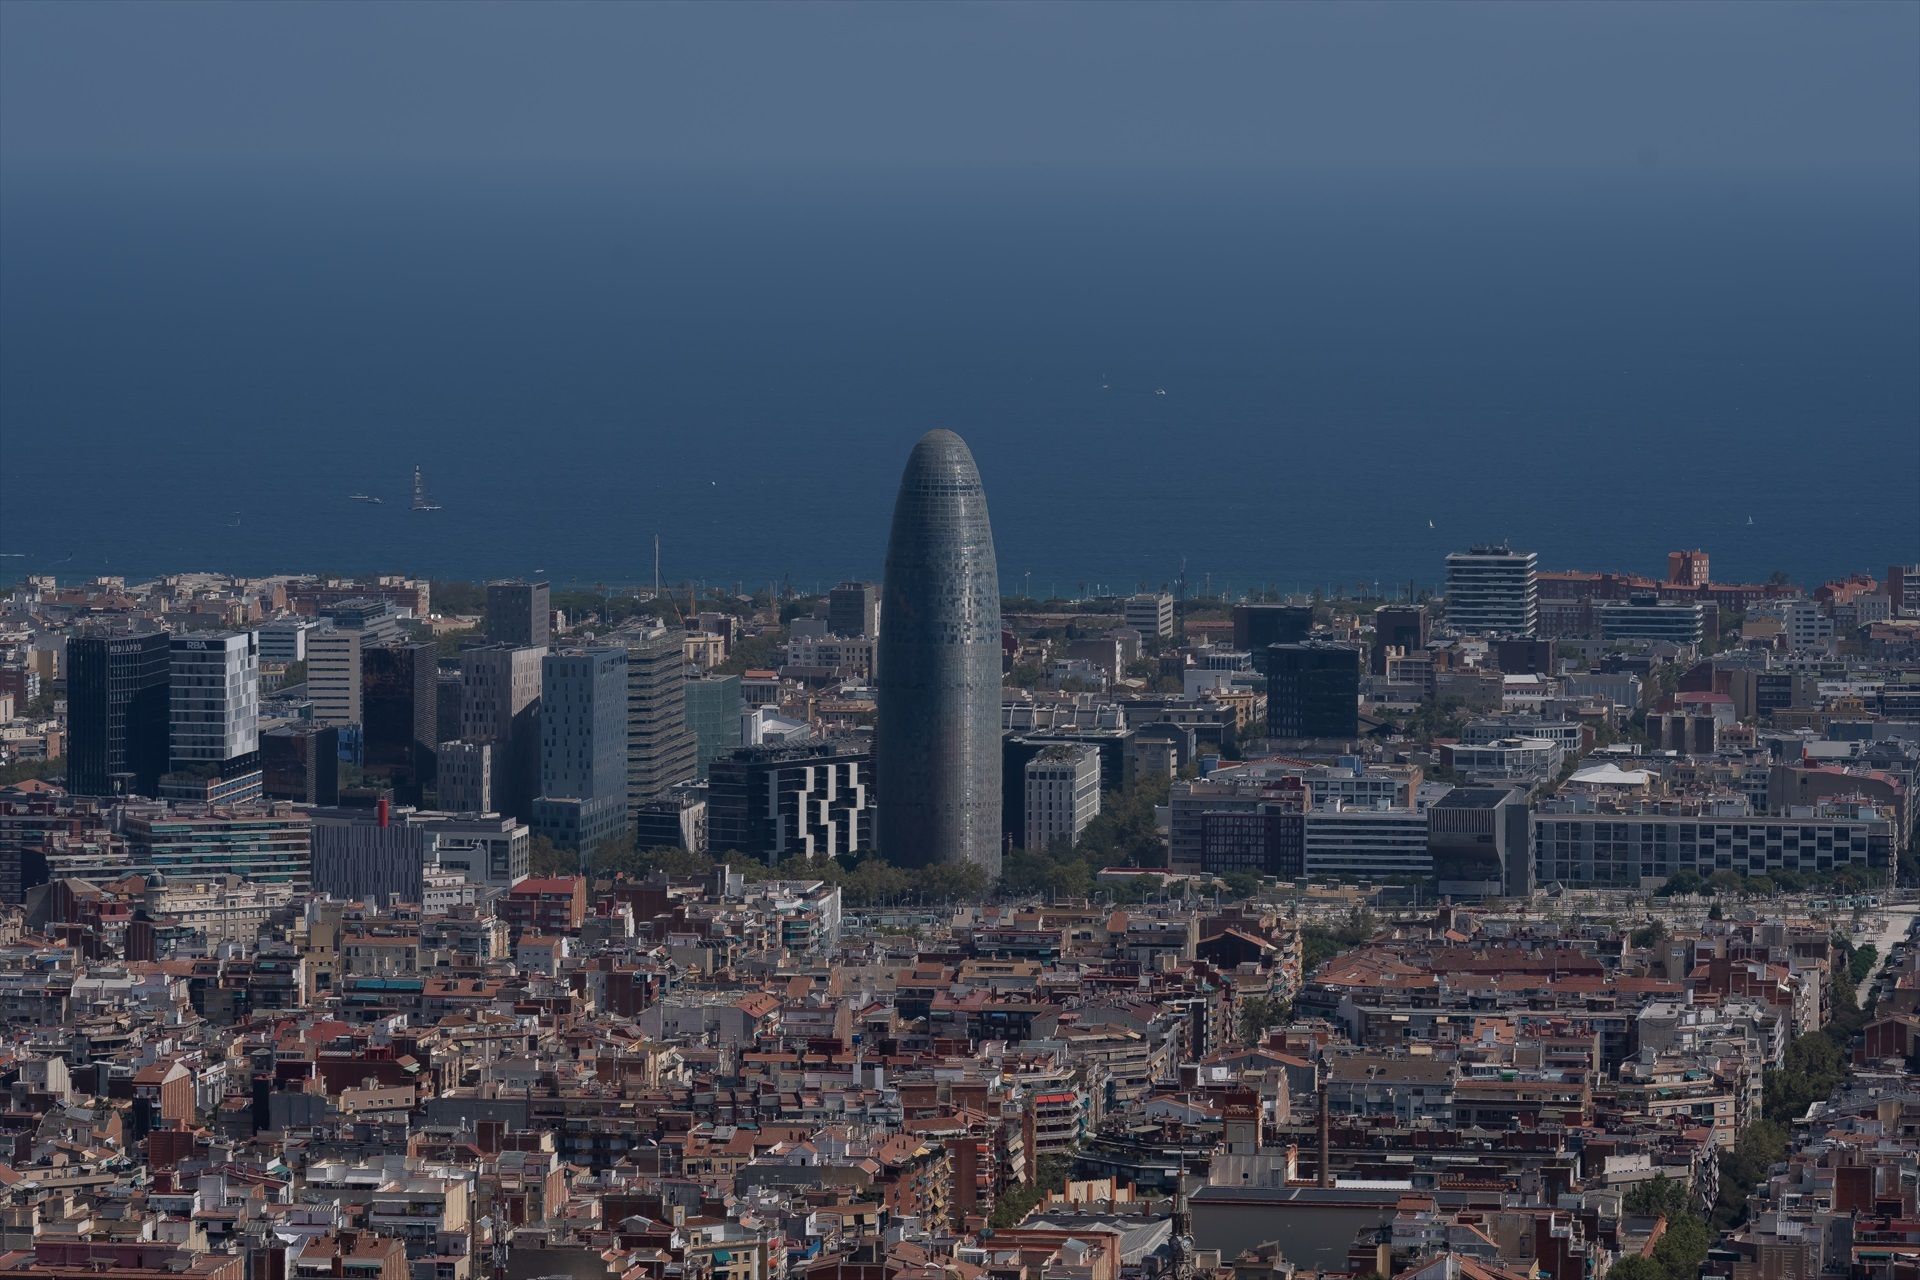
[1126,593,1176,640]
[827,580,881,639]
[307,627,363,727]
[1668,549,1711,588]
[1445,545,1539,636]
[624,627,699,814]
[124,802,312,892]
[1598,595,1706,646]
[1371,605,1429,675]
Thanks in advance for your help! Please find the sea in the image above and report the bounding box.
[2,163,1916,597]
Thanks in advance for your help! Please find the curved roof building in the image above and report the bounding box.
[876,429,1003,876]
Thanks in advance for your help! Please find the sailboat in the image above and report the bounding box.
[412,465,442,512]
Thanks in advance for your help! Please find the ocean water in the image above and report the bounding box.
[1,164,1915,596]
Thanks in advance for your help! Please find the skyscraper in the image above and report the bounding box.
[168,632,260,772]
[827,581,881,638]
[460,644,544,821]
[534,647,629,856]
[876,429,1002,876]
[623,627,698,819]
[66,630,171,797]
[362,642,437,805]
[1265,641,1361,741]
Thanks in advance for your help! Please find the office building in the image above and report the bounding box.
[461,644,543,821]
[1303,800,1439,882]
[486,580,551,649]
[168,632,259,775]
[1371,605,1429,676]
[124,802,312,892]
[1234,604,1313,655]
[1598,596,1706,646]
[1167,773,1306,878]
[634,786,706,852]
[1429,786,1532,899]
[827,580,881,639]
[310,807,530,901]
[1445,545,1539,637]
[534,647,629,856]
[685,672,744,780]
[255,617,319,665]
[1126,592,1176,640]
[1782,600,1833,652]
[1534,797,1895,889]
[876,429,1003,876]
[362,642,437,806]
[1443,736,1562,786]
[1022,744,1102,852]
[317,597,405,646]
[436,668,464,743]
[1890,564,1920,618]
[262,723,339,805]
[66,630,171,798]
[1265,642,1361,740]
[306,627,363,726]
[625,627,699,816]
[706,741,872,864]
[437,740,492,814]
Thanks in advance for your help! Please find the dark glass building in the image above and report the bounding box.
[486,580,551,648]
[876,430,1002,876]
[362,642,437,805]
[261,723,340,805]
[1233,604,1314,652]
[1371,604,1431,675]
[66,631,171,797]
[1265,641,1361,740]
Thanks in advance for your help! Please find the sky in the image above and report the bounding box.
[3,1,1917,179]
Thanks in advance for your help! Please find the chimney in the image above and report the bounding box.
[1317,1078,1331,1189]
[376,797,390,828]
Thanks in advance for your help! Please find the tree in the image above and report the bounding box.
[527,836,576,879]
[1605,1259,1666,1280]
[0,757,63,787]
[1236,995,1289,1045]
[1624,1175,1689,1221]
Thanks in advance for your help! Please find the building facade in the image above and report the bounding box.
[1445,545,1539,637]
[460,643,544,821]
[362,642,437,806]
[168,632,259,774]
[685,673,744,781]
[1126,593,1176,640]
[625,628,699,815]
[306,627,364,727]
[1022,743,1102,852]
[534,647,629,856]
[706,742,873,864]
[66,630,171,798]
[1265,642,1361,740]
[827,581,882,639]
[486,580,551,649]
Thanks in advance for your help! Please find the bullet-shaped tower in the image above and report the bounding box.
[876,429,1002,877]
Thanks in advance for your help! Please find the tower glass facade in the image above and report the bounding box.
[67,631,171,797]
[876,429,1002,875]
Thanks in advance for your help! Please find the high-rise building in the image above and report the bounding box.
[436,668,464,743]
[1233,604,1313,654]
[827,581,881,639]
[534,647,629,856]
[876,430,1003,876]
[461,644,544,821]
[317,597,404,646]
[261,723,340,805]
[707,741,872,864]
[1887,564,1920,618]
[168,632,259,774]
[124,802,312,892]
[1023,744,1102,852]
[1598,596,1706,646]
[1370,605,1430,676]
[1265,642,1361,740]
[66,631,171,798]
[486,580,551,649]
[1445,545,1539,637]
[685,672,744,780]
[255,617,320,665]
[1125,592,1176,639]
[306,628,363,726]
[624,627,699,818]
[362,642,437,805]
[437,740,492,813]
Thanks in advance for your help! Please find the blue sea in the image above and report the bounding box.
[2,164,1915,596]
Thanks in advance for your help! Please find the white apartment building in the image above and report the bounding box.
[1125,593,1175,639]
[169,632,258,770]
[1445,545,1539,637]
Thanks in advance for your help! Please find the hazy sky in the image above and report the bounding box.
[3,0,1915,177]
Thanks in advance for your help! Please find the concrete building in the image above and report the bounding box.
[124,802,311,892]
[66,630,171,798]
[1126,593,1176,640]
[827,580,881,639]
[1890,563,1920,617]
[1023,743,1102,852]
[1533,796,1895,888]
[460,644,544,821]
[1167,772,1306,878]
[1429,786,1532,899]
[624,627,699,815]
[1371,605,1429,676]
[306,628,363,727]
[1781,600,1834,652]
[486,580,551,649]
[706,742,872,864]
[361,642,436,806]
[1445,545,1539,637]
[1443,736,1563,786]
[1668,549,1711,588]
[256,617,320,664]
[317,597,404,646]
[1303,799,1442,882]
[876,430,1003,876]
[436,740,491,814]
[1233,603,1314,658]
[534,647,629,856]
